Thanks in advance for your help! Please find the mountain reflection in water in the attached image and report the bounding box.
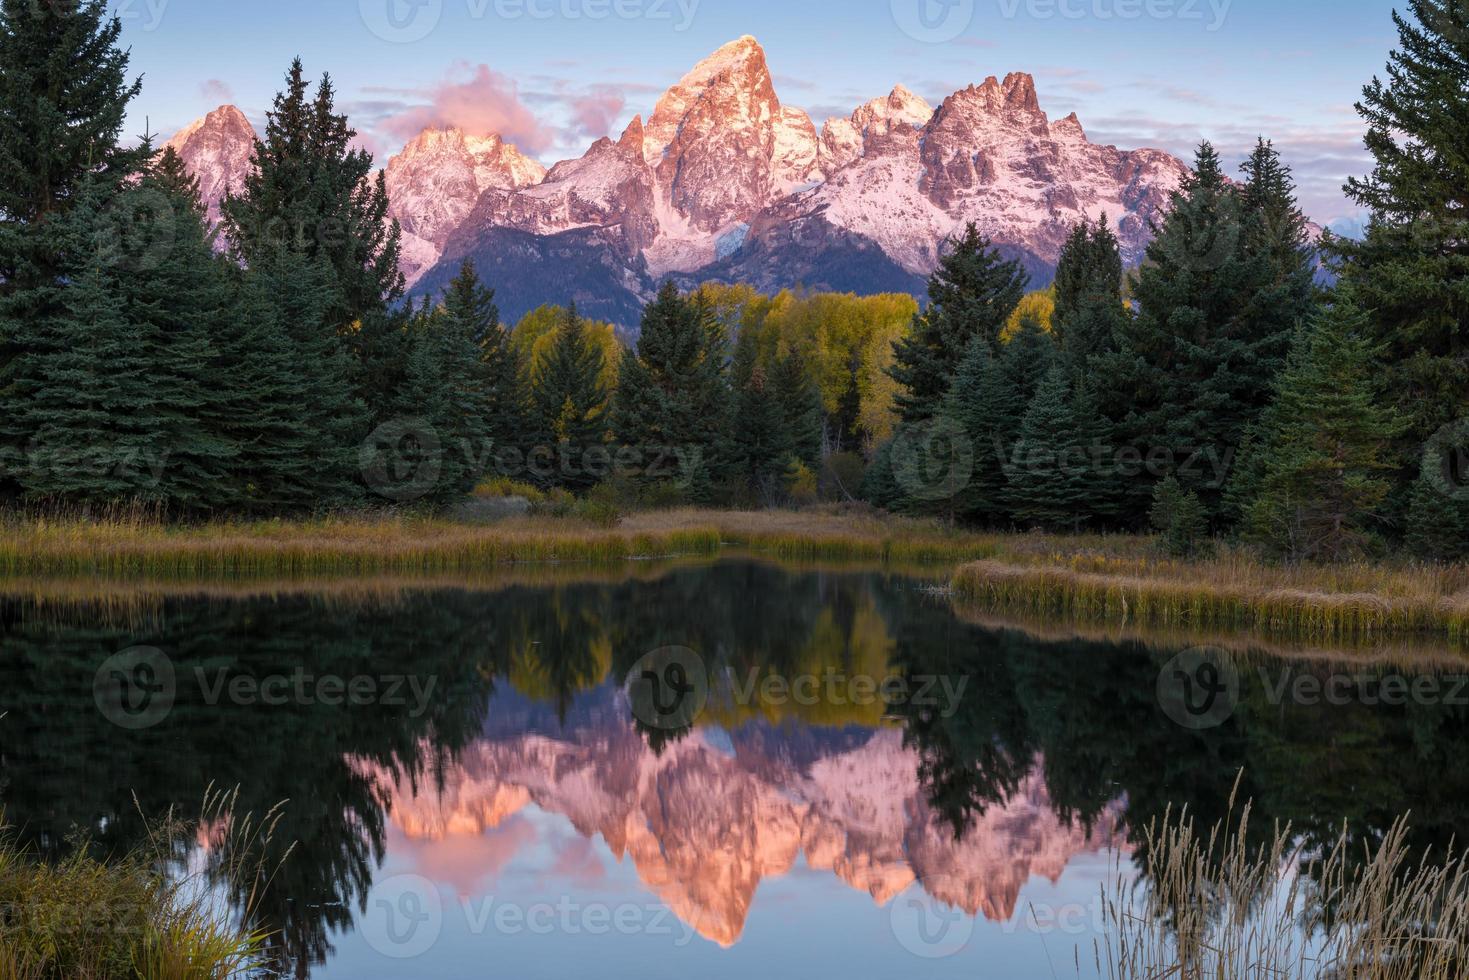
[1,559,1466,978]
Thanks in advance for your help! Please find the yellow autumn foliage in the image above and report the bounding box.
[511,304,623,394]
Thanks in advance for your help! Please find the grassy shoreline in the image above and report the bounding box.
[3,507,1466,646]
[0,507,1025,578]
[953,549,1469,645]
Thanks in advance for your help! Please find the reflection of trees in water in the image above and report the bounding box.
[890,607,1469,924]
[0,565,894,976]
[1,564,1467,975]
[0,594,498,978]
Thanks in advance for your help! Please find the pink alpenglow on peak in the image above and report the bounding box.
[382,127,547,285]
[162,105,256,229]
[168,39,1193,327]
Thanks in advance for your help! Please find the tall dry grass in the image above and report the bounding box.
[954,544,1469,644]
[0,787,286,979]
[4,506,1465,644]
[0,507,1028,579]
[1099,786,1469,978]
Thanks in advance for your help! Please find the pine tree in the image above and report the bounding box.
[0,0,143,499]
[401,274,495,505]
[1405,464,1469,562]
[1240,138,1316,288]
[1150,475,1210,558]
[8,167,238,512]
[889,224,1027,425]
[729,345,792,502]
[936,337,1022,527]
[860,438,902,510]
[1335,0,1469,517]
[772,352,824,469]
[0,0,141,233]
[1241,301,1404,562]
[221,58,404,337]
[212,273,321,513]
[9,260,160,504]
[1052,215,1124,360]
[118,154,239,512]
[1108,141,1304,523]
[441,260,528,475]
[999,315,1056,408]
[1004,366,1096,532]
[612,283,728,497]
[380,313,456,507]
[152,145,204,216]
[533,304,610,493]
[247,250,368,508]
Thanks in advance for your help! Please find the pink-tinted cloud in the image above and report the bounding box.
[544,834,609,888]
[1087,114,1370,222]
[391,816,538,900]
[378,63,556,154]
[568,86,626,140]
[200,78,233,104]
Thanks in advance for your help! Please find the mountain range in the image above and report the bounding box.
[166,36,1193,329]
[354,684,1126,947]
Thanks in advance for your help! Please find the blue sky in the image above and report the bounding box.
[113,0,1404,223]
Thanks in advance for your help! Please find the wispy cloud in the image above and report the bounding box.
[1088,113,1370,222]
[567,85,626,139]
[373,62,558,155]
[199,79,233,104]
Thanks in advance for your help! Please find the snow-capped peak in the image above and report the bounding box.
[166,42,1196,331]
[383,126,547,284]
[822,85,936,168]
[163,104,256,226]
[643,34,775,163]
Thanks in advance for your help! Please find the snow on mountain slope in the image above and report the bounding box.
[162,105,256,229]
[419,37,1190,322]
[642,34,825,272]
[170,38,1193,328]
[820,85,935,171]
[358,706,1125,947]
[383,128,546,285]
[795,73,1189,278]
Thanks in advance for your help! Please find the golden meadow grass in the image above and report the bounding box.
[1099,784,1469,979]
[952,607,1469,670]
[0,507,1022,579]
[4,507,1467,644]
[0,788,281,980]
[953,544,1469,645]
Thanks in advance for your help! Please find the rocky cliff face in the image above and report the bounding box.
[168,37,1193,328]
[355,691,1126,948]
[162,104,256,229]
[421,37,1189,325]
[383,128,547,284]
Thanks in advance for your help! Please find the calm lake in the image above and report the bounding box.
[2,558,1466,978]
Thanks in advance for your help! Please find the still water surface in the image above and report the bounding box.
[2,559,1465,978]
